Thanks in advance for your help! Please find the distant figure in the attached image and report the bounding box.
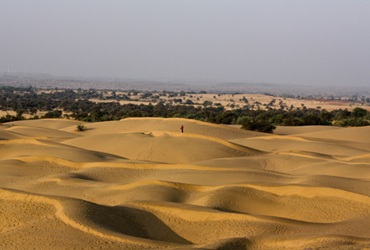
[180,125,184,133]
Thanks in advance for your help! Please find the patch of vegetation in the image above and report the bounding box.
[0,86,369,134]
[43,110,62,118]
[76,124,87,131]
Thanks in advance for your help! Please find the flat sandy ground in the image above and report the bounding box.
[1,118,370,249]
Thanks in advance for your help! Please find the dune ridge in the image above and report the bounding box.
[1,118,370,249]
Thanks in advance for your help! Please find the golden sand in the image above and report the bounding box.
[1,118,370,249]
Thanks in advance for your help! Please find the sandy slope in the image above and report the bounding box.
[1,118,370,249]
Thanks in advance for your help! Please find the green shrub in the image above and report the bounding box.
[76,124,87,131]
[241,118,276,133]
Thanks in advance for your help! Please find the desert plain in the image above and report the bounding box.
[1,117,370,249]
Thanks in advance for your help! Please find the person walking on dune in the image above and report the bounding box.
[180,125,184,133]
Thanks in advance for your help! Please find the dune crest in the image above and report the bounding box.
[1,118,370,249]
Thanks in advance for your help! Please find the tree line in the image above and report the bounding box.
[0,86,369,133]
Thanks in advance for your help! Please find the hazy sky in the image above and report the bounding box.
[1,0,370,86]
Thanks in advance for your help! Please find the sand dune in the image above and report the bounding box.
[0,129,23,140]
[63,131,260,163]
[7,118,83,130]
[274,125,343,135]
[61,117,266,140]
[276,125,370,144]
[1,118,370,249]
[231,135,369,156]
[5,126,78,141]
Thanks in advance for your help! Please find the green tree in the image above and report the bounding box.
[241,117,276,133]
[352,107,368,118]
